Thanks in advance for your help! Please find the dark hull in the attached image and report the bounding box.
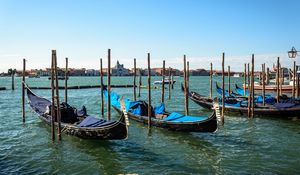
[113,106,217,132]
[189,91,300,118]
[27,87,128,140]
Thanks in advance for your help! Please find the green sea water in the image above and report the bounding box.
[0,76,299,174]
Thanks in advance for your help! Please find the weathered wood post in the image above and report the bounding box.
[247,63,251,118]
[138,69,141,97]
[107,49,111,120]
[221,53,225,125]
[161,60,165,103]
[147,53,152,128]
[22,59,26,123]
[210,63,213,98]
[171,68,174,89]
[276,57,280,103]
[293,61,296,99]
[187,61,190,113]
[266,67,270,85]
[251,54,255,118]
[54,50,62,141]
[65,57,68,103]
[262,63,266,106]
[134,58,137,101]
[50,52,55,141]
[244,63,246,96]
[100,58,104,118]
[183,55,189,116]
[228,65,231,93]
[168,67,171,100]
[279,64,282,96]
[12,70,15,90]
[295,68,299,98]
[282,66,285,87]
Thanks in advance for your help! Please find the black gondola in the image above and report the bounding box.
[104,88,218,132]
[184,84,300,118]
[26,85,129,140]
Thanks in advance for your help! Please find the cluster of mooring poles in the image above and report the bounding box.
[20,49,300,136]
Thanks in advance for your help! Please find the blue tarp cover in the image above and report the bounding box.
[103,88,209,122]
[154,103,165,114]
[236,87,248,96]
[273,103,296,109]
[163,112,208,122]
[255,96,276,104]
[217,87,231,97]
[77,116,115,127]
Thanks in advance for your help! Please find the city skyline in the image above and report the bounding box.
[1,0,300,72]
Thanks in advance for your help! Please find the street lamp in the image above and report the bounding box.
[288,46,299,58]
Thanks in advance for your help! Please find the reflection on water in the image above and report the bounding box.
[0,76,300,174]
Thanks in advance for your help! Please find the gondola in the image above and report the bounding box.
[184,84,300,118]
[103,87,217,132]
[235,84,248,96]
[215,82,240,97]
[26,84,129,140]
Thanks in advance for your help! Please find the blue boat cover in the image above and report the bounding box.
[103,88,209,122]
[273,103,296,109]
[217,86,231,97]
[77,116,116,127]
[236,87,248,96]
[255,96,276,104]
[163,112,208,122]
[154,103,165,114]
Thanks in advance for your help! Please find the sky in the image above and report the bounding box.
[1,0,300,73]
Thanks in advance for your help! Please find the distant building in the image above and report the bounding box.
[190,69,209,76]
[112,61,129,76]
[69,68,86,76]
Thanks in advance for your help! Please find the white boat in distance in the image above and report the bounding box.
[154,78,176,85]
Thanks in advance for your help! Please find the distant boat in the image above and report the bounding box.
[48,76,68,80]
[28,75,40,78]
[153,78,176,85]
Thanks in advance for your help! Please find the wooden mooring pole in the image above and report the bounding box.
[262,63,265,106]
[138,69,141,98]
[228,65,231,93]
[22,59,26,123]
[147,53,152,129]
[276,57,280,103]
[244,63,246,96]
[65,57,68,103]
[171,68,174,89]
[295,68,299,98]
[247,63,251,118]
[183,55,189,116]
[161,60,165,103]
[51,52,55,141]
[54,50,62,141]
[107,49,111,120]
[210,63,213,98]
[169,67,172,99]
[266,67,270,85]
[251,54,255,118]
[100,58,104,118]
[221,53,225,125]
[293,61,296,99]
[12,71,15,90]
[134,58,137,101]
[279,64,282,96]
